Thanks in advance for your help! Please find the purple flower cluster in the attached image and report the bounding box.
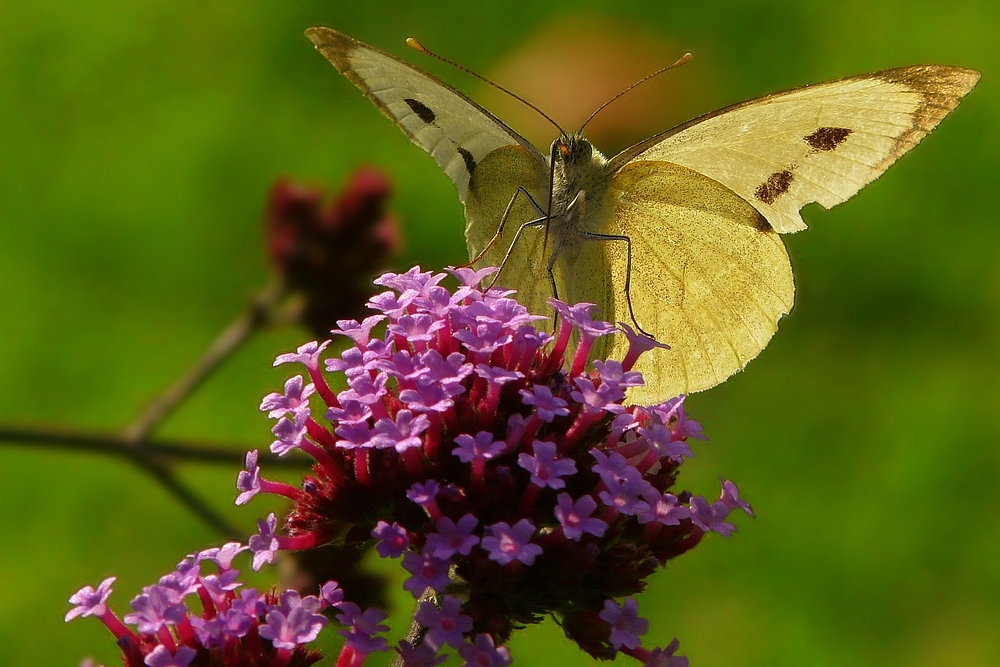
[65,543,370,667]
[240,266,752,665]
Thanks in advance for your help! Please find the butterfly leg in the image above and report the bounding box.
[464,187,546,268]
[578,230,653,338]
[488,215,548,289]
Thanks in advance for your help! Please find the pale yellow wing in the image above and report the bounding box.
[306,27,545,203]
[608,65,980,233]
[464,145,555,318]
[577,161,794,403]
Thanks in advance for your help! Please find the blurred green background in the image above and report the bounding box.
[1,1,997,665]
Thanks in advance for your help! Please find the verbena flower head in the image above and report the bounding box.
[245,265,752,665]
[264,169,401,337]
[65,544,360,667]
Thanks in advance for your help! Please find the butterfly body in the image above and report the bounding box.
[307,27,979,403]
[543,135,613,263]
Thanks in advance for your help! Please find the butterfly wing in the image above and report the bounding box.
[306,27,546,203]
[608,65,980,233]
[464,145,555,318]
[577,161,793,402]
[596,64,977,402]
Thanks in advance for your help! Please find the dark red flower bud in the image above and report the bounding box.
[264,168,401,336]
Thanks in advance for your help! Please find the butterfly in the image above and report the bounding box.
[306,26,979,404]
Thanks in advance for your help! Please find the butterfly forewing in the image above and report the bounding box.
[306,27,545,203]
[609,65,980,233]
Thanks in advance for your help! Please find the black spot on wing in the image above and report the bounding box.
[457,146,477,175]
[752,213,773,233]
[755,170,794,204]
[803,127,852,151]
[403,98,436,124]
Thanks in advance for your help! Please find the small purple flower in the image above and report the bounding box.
[644,638,689,667]
[325,346,369,378]
[457,634,512,667]
[415,595,473,650]
[333,315,386,347]
[335,420,375,450]
[372,409,430,452]
[389,313,445,344]
[599,475,654,516]
[453,320,512,355]
[592,359,643,404]
[419,349,473,394]
[719,479,754,517]
[407,480,440,507]
[688,496,736,536]
[481,519,543,566]
[372,521,409,558]
[570,376,617,414]
[230,587,266,621]
[651,398,706,441]
[236,450,261,505]
[453,431,505,464]
[424,515,479,559]
[199,568,242,603]
[636,491,689,527]
[219,605,254,639]
[473,363,523,385]
[374,266,445,294]
[65,577,116,621]
[198,541,247,570]
[401,552,451,597]
[618,322,670,368]
[336,603,391,654]
[517,440,577,489]
[274,340,330,371]
[259,591,328,649]
[143,645,197,667]
[270,414,308,456]
[520,384,570,422]
[124,585,186,634]
[376,349,424,381]
[448,264,498,287]
[590,448,635,486]
[259,375,315,419]
[638,422,694,463]
[554,494,607,541]
[400,382,455,413]
[320,580,344,607]
[368,289,416,317]
[548,300,616,339]
[249,513,280,571]
[339,372,388,406]
[326,398,374,424]
[599,597,648,650]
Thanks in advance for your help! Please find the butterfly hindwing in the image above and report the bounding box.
[608,65,980,233]
[306,27,545,203]
[465,145,553,318]
[585,161,794,401]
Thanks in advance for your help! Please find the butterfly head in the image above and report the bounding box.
[551,133,608,186]
[553,133,592,165]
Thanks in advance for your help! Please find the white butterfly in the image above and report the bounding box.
[307,27,979,404]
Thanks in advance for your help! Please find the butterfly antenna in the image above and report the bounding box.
[407,38,565,137]
[580,52,693,132]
